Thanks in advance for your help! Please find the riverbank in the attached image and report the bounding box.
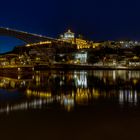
[35,63,140,70]
[0,64,140,72]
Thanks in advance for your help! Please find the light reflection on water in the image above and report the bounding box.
[0,70,140,113]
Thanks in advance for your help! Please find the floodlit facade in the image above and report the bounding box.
[60,29,75,43]
[75,38,90,49]
[74,51,88,64]
[60,29,100,49]
[64,29,75,40]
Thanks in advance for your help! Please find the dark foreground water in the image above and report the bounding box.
[0,70,140,139]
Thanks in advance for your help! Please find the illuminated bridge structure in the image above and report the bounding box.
[0,27,57,44]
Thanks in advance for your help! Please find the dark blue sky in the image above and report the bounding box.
[0,0,140,52]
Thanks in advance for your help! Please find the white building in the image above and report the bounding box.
[74,51,88,64]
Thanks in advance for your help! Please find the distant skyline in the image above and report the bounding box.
[0,0,140,53]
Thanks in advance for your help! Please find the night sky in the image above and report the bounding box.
[0,0,140,53]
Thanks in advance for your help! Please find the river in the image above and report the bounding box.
[0,70,140,139]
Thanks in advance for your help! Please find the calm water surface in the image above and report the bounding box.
[0,70,140,140]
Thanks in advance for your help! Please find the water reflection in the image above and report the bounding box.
[0,70,140,113]
[119,90,137,105]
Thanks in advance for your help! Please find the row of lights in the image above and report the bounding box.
[26,41,52,47]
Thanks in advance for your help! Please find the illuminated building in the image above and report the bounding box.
[75,38,90,49]
[64,29,75,40]
[60,29,90,49]
[60,29,75,43]
[60,29,101,49]
[74,51,88,64]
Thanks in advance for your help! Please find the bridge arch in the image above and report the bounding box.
[0,27,54,44]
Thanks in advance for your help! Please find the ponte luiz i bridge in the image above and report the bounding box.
[0,27,77,70]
